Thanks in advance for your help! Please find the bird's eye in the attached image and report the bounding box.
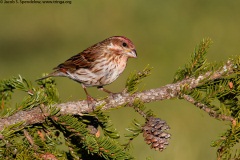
[122,42,128,47]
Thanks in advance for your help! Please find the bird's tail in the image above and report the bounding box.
[36,71,65,81]
[36,74,53,81]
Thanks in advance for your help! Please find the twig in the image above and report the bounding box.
[23,129,37,150]
[182,94,234,122]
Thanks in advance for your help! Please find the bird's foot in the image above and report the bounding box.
[86,95,97,111]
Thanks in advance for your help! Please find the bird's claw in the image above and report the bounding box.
[87,95,96,102]
[86,95,97,111]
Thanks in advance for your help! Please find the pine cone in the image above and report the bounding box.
[142,117,171,151]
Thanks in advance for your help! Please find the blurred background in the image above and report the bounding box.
[1,1,240,159]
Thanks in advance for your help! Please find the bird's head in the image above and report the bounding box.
[105,36,137,58]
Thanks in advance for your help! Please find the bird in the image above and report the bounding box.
[37,36,137,102]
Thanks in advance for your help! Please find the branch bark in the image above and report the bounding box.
[0,60,235,131]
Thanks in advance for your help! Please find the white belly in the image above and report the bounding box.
[68,60,126,87]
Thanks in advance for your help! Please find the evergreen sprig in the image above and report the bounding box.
[0,75,33,108]
[174,38,212,82]
[54,114,133,159]
[212,122,240,160]
[0,121,25,140]
[96,136,133,160]
[125,65,152,94]
[91,109,120,139]
[182,73,240,118]
[124,119,142,149]
[176,39,240,160]
[0,75,59,117]
[0,120,68,159]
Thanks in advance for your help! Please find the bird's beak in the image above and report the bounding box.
[126,49,137,58]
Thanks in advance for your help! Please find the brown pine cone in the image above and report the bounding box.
[142,117,171,151]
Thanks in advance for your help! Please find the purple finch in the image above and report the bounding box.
[37,36,137,101]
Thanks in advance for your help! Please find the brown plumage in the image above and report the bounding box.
[37,36,137,101]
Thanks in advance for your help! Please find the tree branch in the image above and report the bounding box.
[0,60,235,131]
[182,94,234,121]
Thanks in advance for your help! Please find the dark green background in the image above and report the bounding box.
[1,1,239,159]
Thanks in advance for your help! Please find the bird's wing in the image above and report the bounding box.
[54,50,99,72]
